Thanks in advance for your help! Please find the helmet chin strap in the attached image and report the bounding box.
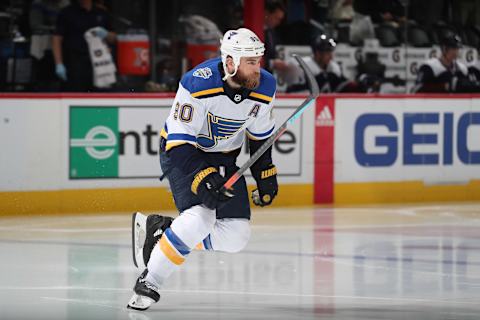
[222,57,240,81]
[222,65,238,81]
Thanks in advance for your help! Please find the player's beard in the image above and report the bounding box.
[233,69,260,90]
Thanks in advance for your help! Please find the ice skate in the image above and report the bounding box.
[127,269,160,311]
[132,212,173,268]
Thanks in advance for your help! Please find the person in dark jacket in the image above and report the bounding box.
[52,0,116,91]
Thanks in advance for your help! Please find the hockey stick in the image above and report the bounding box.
[220,54,320,192]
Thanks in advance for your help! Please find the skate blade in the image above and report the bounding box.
[132,212,147,269]
[127,293,155,311]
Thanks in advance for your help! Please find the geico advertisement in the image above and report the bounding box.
[69,105,301,179]
[334,99,480,183]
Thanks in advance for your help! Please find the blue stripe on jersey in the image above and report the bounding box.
[202,235,213,251]
[167,133,196,142]
[165,228,190,256]
[246,126,275,138]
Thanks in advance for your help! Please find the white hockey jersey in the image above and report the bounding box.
[161,57,276,153]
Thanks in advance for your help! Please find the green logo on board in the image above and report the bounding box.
[69,107,119,178]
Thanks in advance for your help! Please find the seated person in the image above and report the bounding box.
[413,34,480,93]
[288,34,351,92]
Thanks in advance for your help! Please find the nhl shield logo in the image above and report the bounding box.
[234,94,242,102]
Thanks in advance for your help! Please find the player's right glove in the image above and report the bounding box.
[191,167,233,209]
[252,164,278,207]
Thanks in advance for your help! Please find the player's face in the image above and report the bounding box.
[233,57,262,89]
[443,47,460,62]
[315,51,333,68]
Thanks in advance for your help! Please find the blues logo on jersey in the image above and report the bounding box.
[197,113,246,149]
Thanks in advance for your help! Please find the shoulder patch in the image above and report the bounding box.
[193,67,213,79]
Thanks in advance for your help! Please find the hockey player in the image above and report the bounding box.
[127,28,278,310]
[309,34,348,93]
[413,34,480,93]
[287,34,348,93]
[287,34,371,93]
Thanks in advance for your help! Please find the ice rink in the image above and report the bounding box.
[1,203,480,320]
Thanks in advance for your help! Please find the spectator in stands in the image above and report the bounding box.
[409,0,447,28]
[353,0,406,25]
[350,0,406,45]
[330,0,354,22]
[52,0,116,91]
[413,34,480,93]
[264,0,288,74]
[29,0,69,91]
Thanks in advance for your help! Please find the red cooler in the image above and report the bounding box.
[186,44,219,68]
[117,34,150,75]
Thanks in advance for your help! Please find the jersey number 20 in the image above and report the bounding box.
[174,102,193,123]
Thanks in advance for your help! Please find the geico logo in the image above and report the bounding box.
[354,112,480,166]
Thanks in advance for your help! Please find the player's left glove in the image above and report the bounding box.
[252,164,278,207]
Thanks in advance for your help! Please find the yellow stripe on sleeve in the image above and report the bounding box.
[249,92,273,102]
[159,236,185,265]
[191,87,224,98]
[160,128,168,139]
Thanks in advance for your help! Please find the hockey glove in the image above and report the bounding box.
[252,164,278,207]
[191,167,233,209]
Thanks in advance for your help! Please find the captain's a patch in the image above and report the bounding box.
[193,67,213,79]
